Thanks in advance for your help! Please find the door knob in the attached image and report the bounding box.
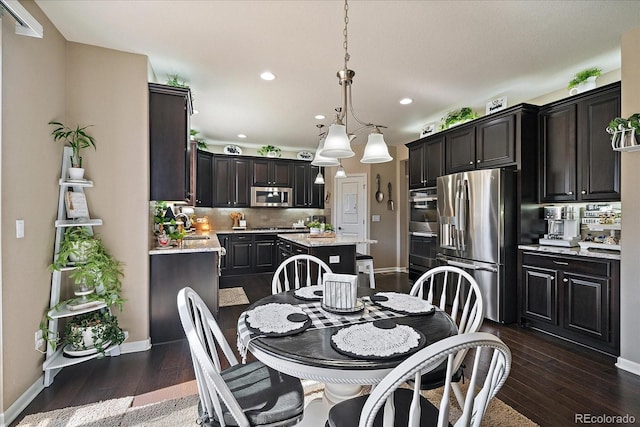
[581,190,586,194]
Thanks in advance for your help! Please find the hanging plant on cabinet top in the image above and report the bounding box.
[440,107,479,130]
[49,121,96,180]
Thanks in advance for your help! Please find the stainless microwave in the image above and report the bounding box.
[250,187,292,207]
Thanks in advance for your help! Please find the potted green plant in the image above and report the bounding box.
[166,74,189,88]
[440,107,479,130]
[49,121,96,180]
[307,221,322,234]
[41,227,125,351]
[607,113,640,149]
[257,145,282,158]
[190,129,207,150]
[568,67,601,95]
[64,309,125,358]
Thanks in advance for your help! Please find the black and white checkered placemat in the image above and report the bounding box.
[237,297,409,359]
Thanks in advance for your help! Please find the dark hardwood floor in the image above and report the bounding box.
[12,272,640,426]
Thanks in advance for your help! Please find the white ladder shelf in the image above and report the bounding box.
[43,147,125,387]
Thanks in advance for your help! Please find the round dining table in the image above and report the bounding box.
[236,287,458,425]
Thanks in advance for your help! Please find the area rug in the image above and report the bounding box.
[18,380,537,426]
[218,287,249,307]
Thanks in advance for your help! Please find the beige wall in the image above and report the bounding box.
[619,27,640,369]
[65,43,149,342]
[2,0,66,411]
[1,0,149,413]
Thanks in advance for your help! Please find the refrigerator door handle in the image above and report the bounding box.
[457,179,468,251]
[440,257,499,273]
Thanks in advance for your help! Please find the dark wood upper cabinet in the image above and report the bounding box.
[292,162,323,208]
[252,159,291,187]
[540,104,578,201]
[213,155,250,207]
[195,150,213,207]
[149,83,192,202]
[540,82,620,202]
[408,137,444,188]
[577,87,621,200]
[445,126,476,173]
[476,114,515,168]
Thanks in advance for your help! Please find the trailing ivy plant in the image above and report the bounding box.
[257,145,282,157]
[64,309,126,358]
[190,129,207,150]
[166,74,189,88]
[40,227,125,350]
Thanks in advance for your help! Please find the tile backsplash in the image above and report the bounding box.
[194,207,329,231]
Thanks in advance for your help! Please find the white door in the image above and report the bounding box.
[334,174,368,254]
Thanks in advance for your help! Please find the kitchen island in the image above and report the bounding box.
[149,233,225,344]
[277,233,377,274]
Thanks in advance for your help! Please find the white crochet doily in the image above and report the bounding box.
[371,292,435,315]
[245,303,310,336]
[293,285,324,301]
[330,322,424,359]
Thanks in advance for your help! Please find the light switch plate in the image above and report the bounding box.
[372,215,381,222]
[16,219,24,238]
[329,255,340,264]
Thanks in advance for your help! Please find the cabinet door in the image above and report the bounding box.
[251,159,271,186]
[425,137,444,186]
[408,143,425,188]
[563,272,610,342]
[195,150,213,207]
[445,126,476,173]
[476,114,515,168]
[230,236,252,271]
[540,104,577,202]
[272,161,292,187]
[292,163,309,207]
[522,265,558,325]
[233,158,250,207]
[310,165,324,208]
[149,85,190,202]
[213,157,232,207]
[254,235,277,272]
[578,89,621,201]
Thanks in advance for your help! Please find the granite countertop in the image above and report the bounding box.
[149,232,224,255]
[519,244,621,261]
[277,233,378,248]
[215,227,308,234]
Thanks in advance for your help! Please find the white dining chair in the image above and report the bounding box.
[409,265,485,408]
[326,332,511,427]
[177,287,304,426]
[272,254,333,294]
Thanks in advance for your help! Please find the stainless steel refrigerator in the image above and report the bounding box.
[436,168,517,323]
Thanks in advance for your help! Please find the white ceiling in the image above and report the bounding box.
[35,0,640,152]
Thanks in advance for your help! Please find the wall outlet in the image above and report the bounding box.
[35,330,44,351]
[372,215,381,222]
[329,255,340,264]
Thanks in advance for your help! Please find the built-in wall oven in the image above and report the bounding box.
[408,187,438,281]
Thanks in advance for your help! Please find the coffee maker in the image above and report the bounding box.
[539,206,580,247]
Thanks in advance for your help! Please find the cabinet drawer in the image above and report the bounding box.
[522,252,610,277]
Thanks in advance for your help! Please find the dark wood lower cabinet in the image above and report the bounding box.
[150,252,219,344]
[519,250,619,355]
[219,233,278,276]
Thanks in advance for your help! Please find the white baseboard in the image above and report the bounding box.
[373,267,407,274]
[2,375,44,427]
[121,338,151,354]
[616,357,640,376]
[0,338,151,427]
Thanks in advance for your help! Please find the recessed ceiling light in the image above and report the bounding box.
[400,98,413,105]
[237,134,247,139]
[315,114,326,120]
[260,71,276,81]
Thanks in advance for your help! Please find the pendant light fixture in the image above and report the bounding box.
[312,124,340,167]
[319,0,392,164]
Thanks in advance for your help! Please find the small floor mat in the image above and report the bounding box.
[219,287,250,307]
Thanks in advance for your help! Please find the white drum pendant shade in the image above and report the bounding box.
[312,138,340,167]
[321,124,354,158]
[361,132,393,163]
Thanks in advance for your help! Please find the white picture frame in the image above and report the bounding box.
[486,96,508,115]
